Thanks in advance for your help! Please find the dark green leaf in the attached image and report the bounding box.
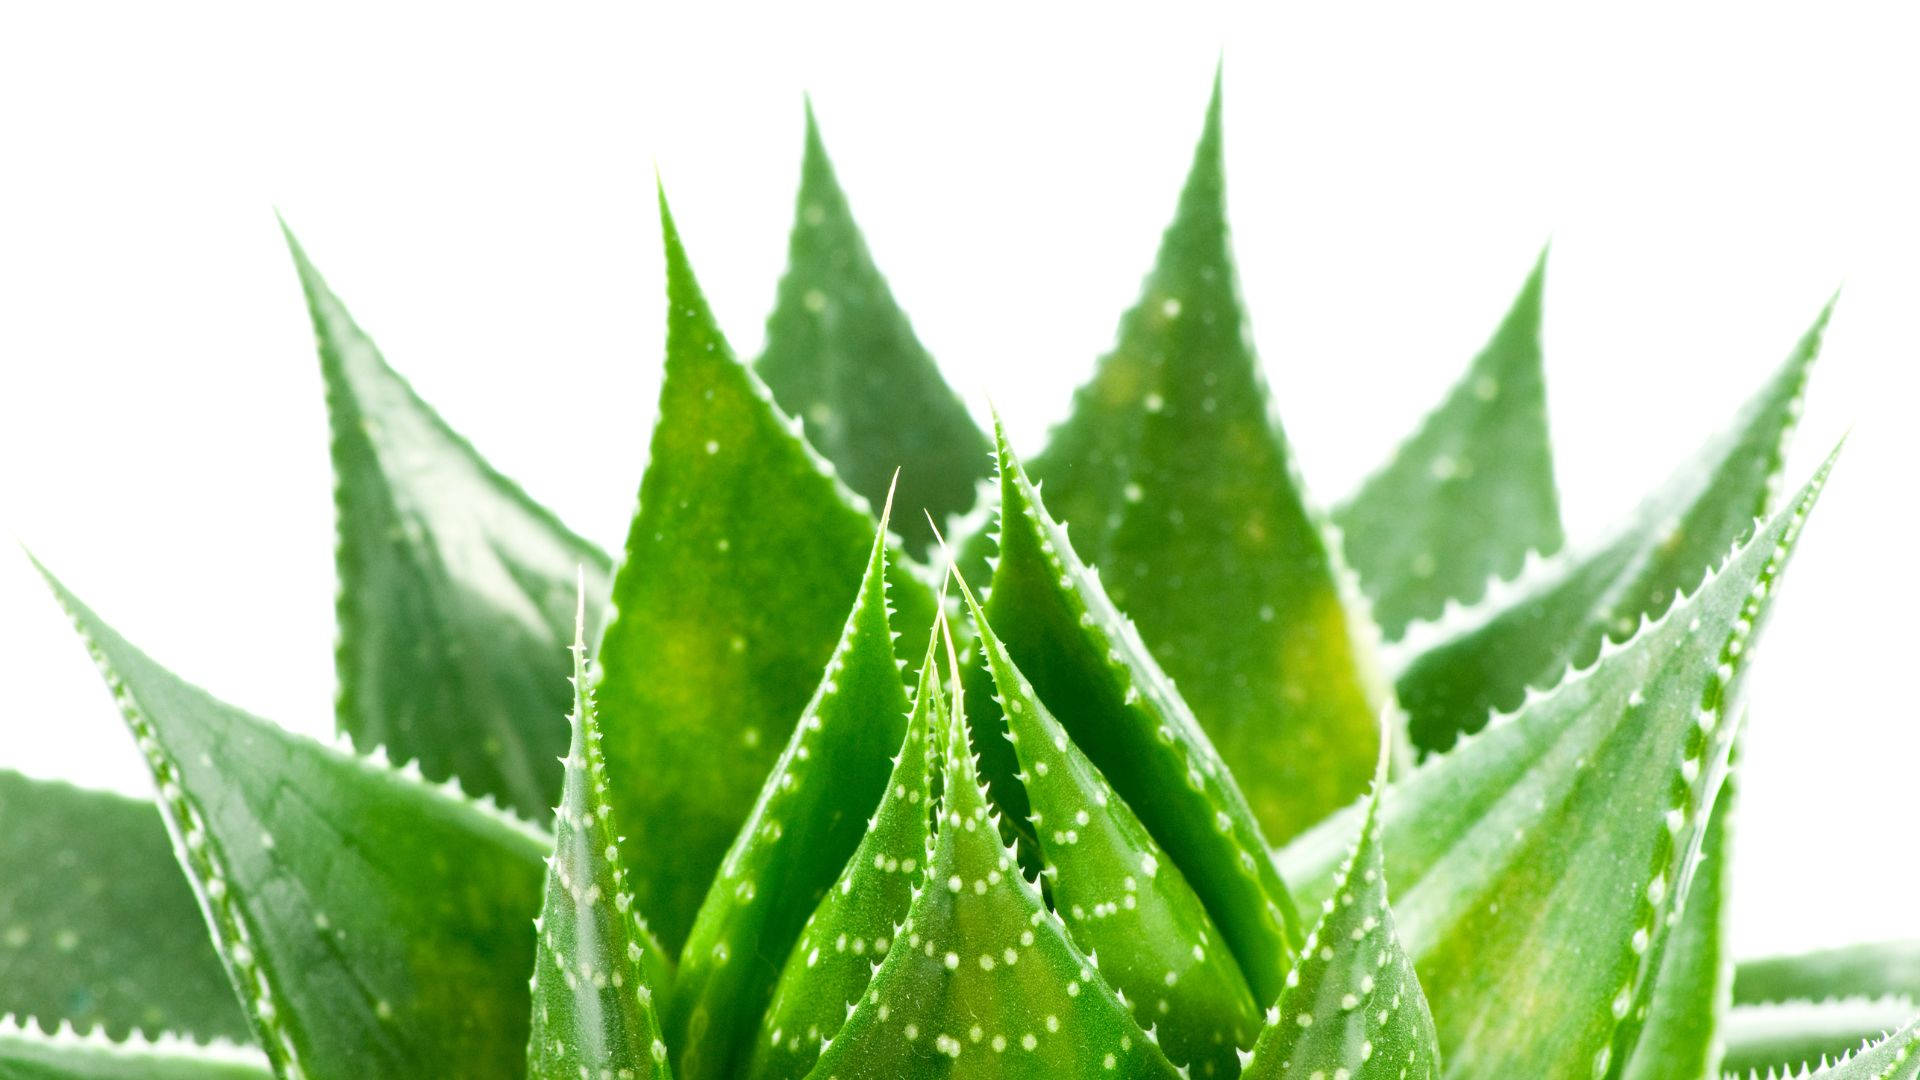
[1280,453,1837,1078]
[669,503,914,1080]
[747,637,941,1080]
[1029,75,1384,842]
[959,574,1259,1076]
[980,424,1300,1007]
[755,105,990,556]
[804,633,1180,1079]
[1621,768,1736,1080]
[594,189,937,951]
[1334,251,1562,641]
[1736,943,1920,1007]
[1393,302,1831,753]
[39,567,549,1080]
[527,591,673,1080]
[282,225,610,822]
[1242,748,1439,1080]
[0,1020,269,1080]
[0,771,246,1042]
[1722,999,1916,1078]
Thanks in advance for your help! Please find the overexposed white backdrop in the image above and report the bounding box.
[1,2,1915,959]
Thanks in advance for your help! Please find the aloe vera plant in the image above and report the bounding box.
[3,74,1907,1080]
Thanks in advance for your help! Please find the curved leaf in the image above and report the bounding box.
[1622,768,1736,1080]
[527,592,673,1080]
[1280,453,1837,1078]
[1335,250,1562,641]
[1760,1017,1920,1079]
[1394,302,1831,752]
[755,104,989,555]
[1242,748,1439,1079]
[980,424,1300,1006]
[1737,943,1920,1008]
[1028,74,1384,841]
[0,771,246,1042]
[283,225,609,821]
[748,638,940,1080]
[959,574,1260,1076]
[804,634,1180,1079]
[1721,999,1917,1078]
[670,503,914,1080]
[39,567,549,1080]
[594,189,937,950]
[0,1019,268,1080]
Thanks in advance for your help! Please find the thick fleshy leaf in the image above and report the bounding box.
[0,1019,269,1080]
[0,771,246,1042]
[669,505,914,1080]
[805,635,1180,1079]
[1721,999,1917,1078]
[1242,748,1439,1080]
[1737,943,1920,1007]
[1027,76,1384,842]
[980,425,1300,1006]
[754,105,990,555]
[1393,303,1830,752]
[283,226,610,822]
[1742,1018,1920,1079]
[1279,454,1836,1078]
[40,569,550,1080]
[1334,251,1562,641]
[595,189,937,950]
[1621,769,1736,1080]
[959,574,1259,1075]
[747,639,940,1080]
[527,594,673,1080]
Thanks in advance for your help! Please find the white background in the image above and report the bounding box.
[1,2,1914,959]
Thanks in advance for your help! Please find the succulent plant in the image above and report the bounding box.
[1,74,1908,1080]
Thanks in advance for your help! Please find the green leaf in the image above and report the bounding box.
[958,573,1260,1076]
[1334,250,1563,641]
[1621,767,1736,1080]
[594,188,937,951]
[1721,999,1917,1078]
[803,631,1181,1079]
[980,424,1301,1007]
[1241,748,1440,1080]
[1279,453,1837,1078]
[1393,302,1830,753]
[39,567,550,1080]
[747,636,941,1080]
[0,771,247,1043]
[282,225,611,822]
[0,1019,269,1080]
[1742,1017,1920,1079]
[755,104,991,556]
[526,590,673,1080]
[1736,943,1920,1007]
[669,501,914,1080]
[1028,74,1384,842]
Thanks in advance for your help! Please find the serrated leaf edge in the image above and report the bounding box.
[0,1013,269,1069]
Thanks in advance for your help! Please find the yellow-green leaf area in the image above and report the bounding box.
[670,507,914,1080]
[595,191,936,951]
[1029,76,1381,842]
[982,424,1300,1006]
